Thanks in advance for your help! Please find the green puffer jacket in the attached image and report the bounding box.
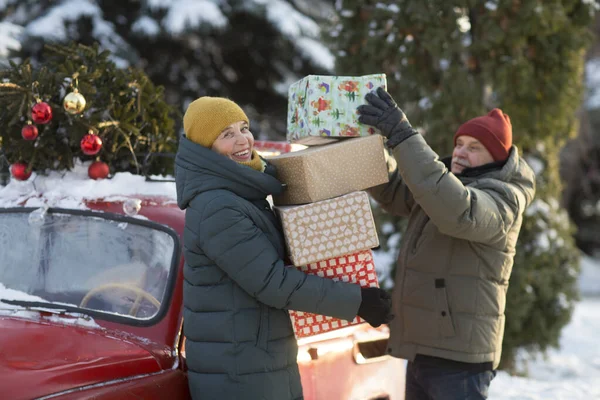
[175,137,362,400]
[369,134,535,369]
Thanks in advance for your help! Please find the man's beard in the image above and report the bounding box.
[452,157,471,169]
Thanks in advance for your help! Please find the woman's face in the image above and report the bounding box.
[211,120,254,163]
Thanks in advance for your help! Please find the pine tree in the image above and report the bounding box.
[0,0,336,140]
[0,42,177,180]
[333,0,597,370]
[561,13,600,256]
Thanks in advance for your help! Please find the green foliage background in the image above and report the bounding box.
[333,0,596,370]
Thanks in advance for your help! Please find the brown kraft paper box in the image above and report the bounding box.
[266,135,389,206]
[274,191,379,266]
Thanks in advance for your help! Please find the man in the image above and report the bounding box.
[357,88,536,400]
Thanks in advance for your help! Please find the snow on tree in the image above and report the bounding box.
[333,0,597,371]
[0,0,336,139]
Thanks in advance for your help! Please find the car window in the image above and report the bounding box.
[0,209,177,323]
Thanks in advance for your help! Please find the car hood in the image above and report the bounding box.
[0,316,167,400]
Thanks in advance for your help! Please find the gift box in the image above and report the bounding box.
[289,250,379,339]
[266,134,388,206]
[254,140,293,156]
[287,74,387,145]
[275,191,379,266]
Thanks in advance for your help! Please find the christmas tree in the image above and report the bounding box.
[0,42,177,182]
[333,0,597,371]
[561,13,600,256]
[0,0,336,140]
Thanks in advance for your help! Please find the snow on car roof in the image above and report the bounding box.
[0,160,177,209]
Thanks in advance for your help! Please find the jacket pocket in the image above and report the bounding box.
[434,279,456,338]
[256,305,269,350]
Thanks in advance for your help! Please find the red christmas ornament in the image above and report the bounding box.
[10,162,32,181]
[88,161,109,180]
[80,133,103,156]
[31,101,53,124]
[21,123,39,141]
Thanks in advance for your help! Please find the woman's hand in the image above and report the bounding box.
[357,286,394,328]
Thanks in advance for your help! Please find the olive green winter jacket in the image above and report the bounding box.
[369,134,535,369]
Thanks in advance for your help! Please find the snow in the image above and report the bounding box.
[525,155,544,176]
[419,97,433,110]
[23,0,130,67]
[585,57,600,109]
[254,0,334,71]
[485,1,499,11]
[261,0,320,38]
[388,4,400,13]
[579,253,600,296]
[0,282,47,303]
[0,22,22,57]
[525,198,551,217]
[0,0,12,8]
[132,16,161,37]
[296,37,336,71]
[25,0,100,41]
[164,0,227,34]
[0,283,101,328]
[457,15,471,33]
[490,297,600,400]
[146,0,175,10]
[0,160,177,209]
[581,0,600,10]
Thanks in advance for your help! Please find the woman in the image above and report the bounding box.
[175,97,393,400]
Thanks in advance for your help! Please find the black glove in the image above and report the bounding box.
[357,287,394,328]
[356,87,418,149]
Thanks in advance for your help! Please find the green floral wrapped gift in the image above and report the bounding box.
[286,74,387,145]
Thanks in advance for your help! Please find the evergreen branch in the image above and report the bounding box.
[116,127,140,174]
[98,121,120,129]
[0,82,26,91]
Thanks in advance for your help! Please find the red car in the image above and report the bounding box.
[0,174,405,400]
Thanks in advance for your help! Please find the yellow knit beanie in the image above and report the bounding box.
[183,97,249,148]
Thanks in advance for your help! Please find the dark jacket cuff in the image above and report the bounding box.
[386,129,418,149]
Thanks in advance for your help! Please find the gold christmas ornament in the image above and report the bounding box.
[63,89,86,114]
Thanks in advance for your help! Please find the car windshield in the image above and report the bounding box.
[0,209,177,323]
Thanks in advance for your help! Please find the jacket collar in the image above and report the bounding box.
[174,136,285,209]
[442,146,536,205]
[442,157,508,179]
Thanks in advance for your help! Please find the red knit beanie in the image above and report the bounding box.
[453,108,512,161]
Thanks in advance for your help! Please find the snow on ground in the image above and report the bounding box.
[490,254,600,399]
[490,297,600,400]
[579,252,600,297]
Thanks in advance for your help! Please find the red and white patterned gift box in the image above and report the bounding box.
[289,249,379,339]
[254,140,292,156]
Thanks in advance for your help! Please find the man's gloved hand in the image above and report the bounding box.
[357,87,418,148]
[357,286,394,328]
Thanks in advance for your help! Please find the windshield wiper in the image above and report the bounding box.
[0,299,82,315]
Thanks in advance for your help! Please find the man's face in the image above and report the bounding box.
[211,121,255,163]
[451,135,494,174]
